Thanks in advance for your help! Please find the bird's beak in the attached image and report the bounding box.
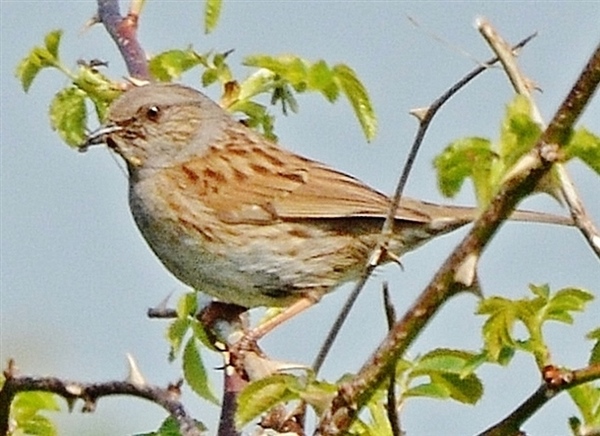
[79,123,122,152]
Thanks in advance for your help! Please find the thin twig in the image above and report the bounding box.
[478,364,600,436]
[317,38,600,436]
[382,283,402,436]
[311,32,538,374]
[0,360,202,436]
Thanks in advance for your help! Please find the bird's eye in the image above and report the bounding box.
[145,106,161,121]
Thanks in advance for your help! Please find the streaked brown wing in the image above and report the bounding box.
[168,140,434,224]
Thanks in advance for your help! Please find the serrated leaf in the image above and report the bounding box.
[299,380,338,415]
[166,317,190,361]
[16,30,63,92]
[430,372,483,405]
[49,87,87,147]
[544,288,594,324]
[149,49,203,82]
[308,60,339,102]
[433,137,495,205]
[44,29,62,58]
[412,349,477,375]
[500,95,542,169]
[190,318,217,351]
[70,66,122,122]
[13,391,60,412]
[134,416,207,436]
[236,374,301,427]
[565,127,600,175]
[176,292,198,318]
[477,297,519,362]
[244,54,308,85]
[587,328,600,365]
[12,392,60,436]
[404,382,450,399]
[204,0,222,34]
[568,383,600,426]
[19,414,58,436]
[182,338,218,404]
[333,64,377,142]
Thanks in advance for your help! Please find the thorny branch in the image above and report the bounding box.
[0,360,203,436]
[316,37,600,436]
[477,17,600,259]
[311,32,538,374]
[478,363,600,436]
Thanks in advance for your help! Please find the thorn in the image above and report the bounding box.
[125,77,151,88]
[167,379,183,399]
[409,106,430,122]
[155,291,174,312]
[82,397,97,413]
[80,14,100,34]
[4,358,18,378]
[454,252,479,287]
[384,250,404,271]
[65,397,77,413]
[126,353,146,386]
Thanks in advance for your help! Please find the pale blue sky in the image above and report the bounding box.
[1,1,599,435]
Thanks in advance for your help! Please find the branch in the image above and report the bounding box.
[477,17,600,259]
[96,0,150,80]
[311,32,538,374]
[317,38,600,436]
[0,359,202,436]
[478,364,600,436]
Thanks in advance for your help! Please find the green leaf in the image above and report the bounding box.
[404,381,450,399]
[564,127,600,175]
[412,349,478,375]
[500,95,542,169]
[430,372,483,405]
[16,30,63,92]
[204,0,222,34]
[308,60,339,102]
[544,287,594,324]
[11,392,60,436]
[49,87,87,147]
[149,49,204,82]
[236,374,302,427]
[586,328,600,365]
[44,30,62,58]
[176,292,198,318]
[71,66,122,122]
[407,349,483,405]
[300,380,338,415]
[333,64,377,142]
[135,416,207,436]
[477,296,519,363]
[182,338,219,404]
[18,415,58,436]
[433,137,496,205]
[568,383,600,427]
[166,317,190,361]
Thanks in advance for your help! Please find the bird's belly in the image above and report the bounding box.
[128,184,365,308]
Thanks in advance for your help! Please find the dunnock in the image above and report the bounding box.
[83,83,570,332]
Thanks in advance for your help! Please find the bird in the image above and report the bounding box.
[83,83,571,336]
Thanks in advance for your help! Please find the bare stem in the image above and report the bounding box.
[96,0,150,80]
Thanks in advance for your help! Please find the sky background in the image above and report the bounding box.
[2,1,599,435]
